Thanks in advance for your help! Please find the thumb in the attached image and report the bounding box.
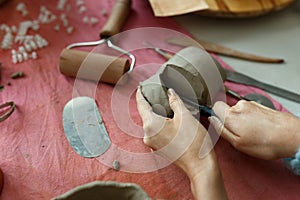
[209,116,237,144]
[167,88,187,116]
[209,116,225,136]
[212,101,230,123]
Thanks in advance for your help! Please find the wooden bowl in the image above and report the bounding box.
[197,0,296,18]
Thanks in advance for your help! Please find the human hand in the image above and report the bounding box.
[136,87,228,200]
[210,100,300,160]
[136,87,214,177]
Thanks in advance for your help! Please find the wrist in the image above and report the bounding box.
[282,115,300,175]
[279,115,300,158]
[289,116,300,155]
[188,152,228,200]
[181,150,218,179]
[269,113,300,159]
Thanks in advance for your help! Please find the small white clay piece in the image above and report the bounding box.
[16,2,28,17]
[57,0,68,10]
[24,41,32,52]
[31,51,37,59]
[38,6,57,24]
[11,26,17,33]
[53,24,60,31]
[23,52,29,60]
[11,50,17,64]
[66,26,74,34]
[60,14,69,27]
[83,16,89,24]
[78,6,86,14]
[112,160,120,171]
[90,17,99,26]
[1,32,13,50]
[2,0,96,64]
[76,0,84,6]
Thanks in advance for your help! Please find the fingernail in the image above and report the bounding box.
[167,88,175,96]
[209,116,222,126]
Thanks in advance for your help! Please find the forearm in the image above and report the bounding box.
[184,152,228,200]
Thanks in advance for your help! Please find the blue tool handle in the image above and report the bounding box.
[180,96,216,117]
[198,104,216,117]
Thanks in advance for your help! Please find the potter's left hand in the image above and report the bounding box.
[136,87,211,175]
[136,87,227,200]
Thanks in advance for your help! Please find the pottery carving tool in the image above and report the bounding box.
[179,95,216,117]
[226,88,275,109]
[63,97,111,158]
[223,68,300,103]
[212,57,299,103]
[166,37,284,63]
[143,41,174,60]
[59,0,135,85]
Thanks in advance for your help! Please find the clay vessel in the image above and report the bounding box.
[52,181,150,200]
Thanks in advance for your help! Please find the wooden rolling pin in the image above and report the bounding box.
[59,49,130,84]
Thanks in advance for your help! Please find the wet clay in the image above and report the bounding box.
[140,65,171,117]
[140,46,216,117]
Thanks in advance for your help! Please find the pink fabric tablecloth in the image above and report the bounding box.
[0,0,299,199]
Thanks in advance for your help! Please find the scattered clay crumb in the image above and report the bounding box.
[6,81,11,86]
[11,71,24,79]
[66,26,74,34]
[89,17,99,26]
[53,24,60,31]
[112,160,120,171]
[82,16,89,24]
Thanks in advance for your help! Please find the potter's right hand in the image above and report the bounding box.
[210,100,300,160]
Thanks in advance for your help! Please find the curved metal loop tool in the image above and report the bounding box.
[59,0,135,85]
[66,37,136,74]
[0,101,16,122]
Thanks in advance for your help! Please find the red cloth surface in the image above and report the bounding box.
[0,0,299,199]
